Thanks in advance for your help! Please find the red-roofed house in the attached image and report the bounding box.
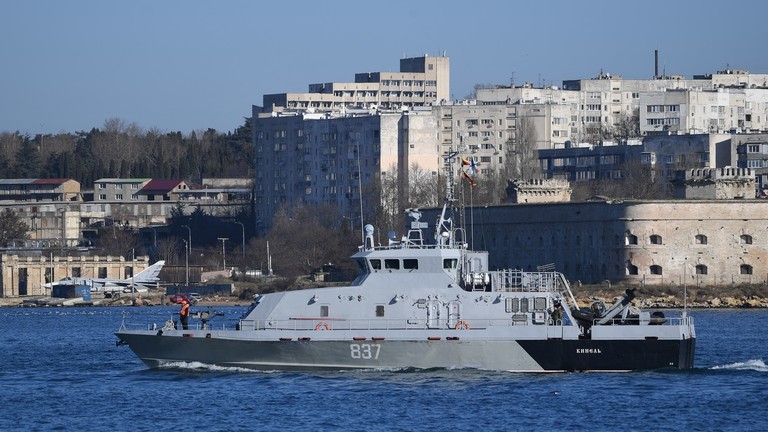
[135,179,189,201]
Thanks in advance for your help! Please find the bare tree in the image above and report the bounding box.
[405,163,440,210]
[513,116,541,180]
[612,109,640,143]
[93,227,140,259]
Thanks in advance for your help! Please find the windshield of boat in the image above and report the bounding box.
[350,258,369,286]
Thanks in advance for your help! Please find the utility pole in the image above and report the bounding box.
[218,237,228,270]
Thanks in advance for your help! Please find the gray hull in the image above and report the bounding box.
[116,330,694,372]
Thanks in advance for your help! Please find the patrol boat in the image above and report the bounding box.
[116,155,696,372]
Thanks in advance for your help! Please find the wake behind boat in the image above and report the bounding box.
[116,153,695,372]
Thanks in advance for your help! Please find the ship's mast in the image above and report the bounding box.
[435,151,458,247]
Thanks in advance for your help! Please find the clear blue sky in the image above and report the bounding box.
[2,0,767,135]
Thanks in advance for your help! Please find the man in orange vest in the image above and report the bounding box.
[179,298,190,330]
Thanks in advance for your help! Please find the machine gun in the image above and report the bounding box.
[192,308,224,330]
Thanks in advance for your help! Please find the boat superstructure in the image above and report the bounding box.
[116,152,695,372]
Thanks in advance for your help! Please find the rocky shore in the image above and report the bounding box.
[2,285,768,309]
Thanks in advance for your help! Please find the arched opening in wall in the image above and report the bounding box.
[627,263,638,275]
[695,264,708,275]
[695,234,707,245]
[625,233,638,245]
[650,265,663,275]
[740,234,753,245]
[649,234,663,245]
[740,264,753,275]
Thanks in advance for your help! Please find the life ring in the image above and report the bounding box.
[455,320,470,330]
[315,322,331,331]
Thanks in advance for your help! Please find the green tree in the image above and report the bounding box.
[0,209,29,247]
[14,134,41,177]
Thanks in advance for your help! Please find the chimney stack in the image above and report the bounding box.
[654,49,659,79]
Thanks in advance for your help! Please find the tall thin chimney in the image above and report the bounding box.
[654,49,659,79]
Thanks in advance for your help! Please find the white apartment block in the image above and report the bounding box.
[640,87,768,135]
[261,55,450,113]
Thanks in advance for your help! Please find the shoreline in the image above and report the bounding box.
[2,291,767,309]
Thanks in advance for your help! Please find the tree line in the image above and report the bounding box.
[0,117,254,186]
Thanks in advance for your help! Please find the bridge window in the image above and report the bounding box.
[695,234,707,245]
[740,234,753,245]
[505,297,520,313]
[650,265,663,275]
[695,265,708,275]
[649,235,663,245]
[443,258,458,269]
[520,298,530,313]
[403,259,418,270]
[740,264,753,275]
[370,259,381,271]
[384,259,400,270]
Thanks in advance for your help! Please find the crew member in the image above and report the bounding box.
[551,302,563,324]
[179,299,191,330]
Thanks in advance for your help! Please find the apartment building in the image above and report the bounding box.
[261,55,450,113]
[0,179,81,202]
[93,178,150,202]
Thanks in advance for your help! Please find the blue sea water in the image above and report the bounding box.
[1,307,766,432]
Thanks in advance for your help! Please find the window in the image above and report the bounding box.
[320,305,329,317]
[98,267,107,278]
[649,235,663,245]
[375,305,385,317]
[98,194,107,200]
[650,265,663,275]
[740,234,753,245]
[403,259,418,270]
[520,298,530,313]
[72,267,81,277]
[384,259,400,270]
[695,265,708,275]
[115,194,123,200]
[98,183,106,189]
[626,233,638,245]
[748,144,760,153]
[443,259,457,269]
[695,234,708,245]
[627,264,638,275]
[740,264,753,275]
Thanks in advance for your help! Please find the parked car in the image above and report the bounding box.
[169,293,197,305]
[188,293,202,302]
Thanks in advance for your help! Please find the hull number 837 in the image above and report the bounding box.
[350,343,381,360]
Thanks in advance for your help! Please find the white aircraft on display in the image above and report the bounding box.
[45,261,165,293]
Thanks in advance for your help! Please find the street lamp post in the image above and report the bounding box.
[218,237,228,270]
[182,239,189,286]
[181,225,191,260]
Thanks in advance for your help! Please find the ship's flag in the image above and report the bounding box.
[461,157,477,187]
